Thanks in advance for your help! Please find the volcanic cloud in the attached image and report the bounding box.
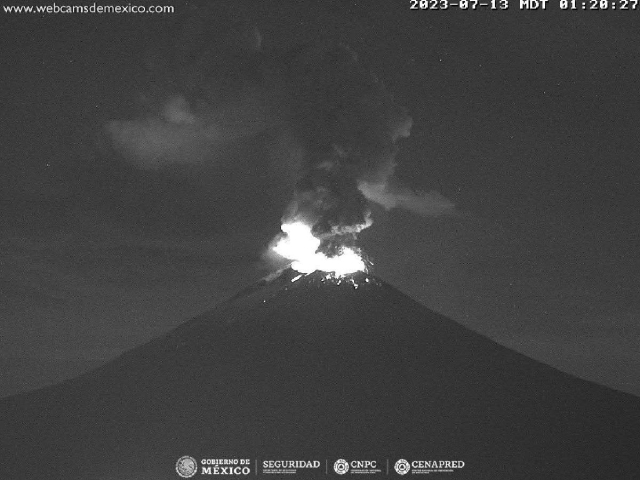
[106,9,455,254]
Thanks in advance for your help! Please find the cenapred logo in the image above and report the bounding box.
[334,459,350,475]
[394,459,410,476]
[176,456,198,478]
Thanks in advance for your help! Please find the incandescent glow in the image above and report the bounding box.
[273,222,366,277]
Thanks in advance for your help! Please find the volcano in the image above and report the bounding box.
[1,269,639,479]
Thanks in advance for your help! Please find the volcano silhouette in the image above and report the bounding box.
[1,269,639,479]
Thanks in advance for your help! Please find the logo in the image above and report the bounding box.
[331,459,383,475]
[262,460,321,475]
[334,459,350,475]
[200,458,251,475]
[394,459,410,476]
[176,456,198,478]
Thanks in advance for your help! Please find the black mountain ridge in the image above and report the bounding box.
[1,268,639,479]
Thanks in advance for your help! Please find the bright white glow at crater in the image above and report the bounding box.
[273,221,366,277]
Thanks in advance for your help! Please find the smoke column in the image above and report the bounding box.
[278,42,415,252]
[104,8,454,253]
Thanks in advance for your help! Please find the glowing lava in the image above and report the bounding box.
[272,222,366,277]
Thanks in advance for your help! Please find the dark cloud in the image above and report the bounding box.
[278,42,413,244]
[105,10,454,253]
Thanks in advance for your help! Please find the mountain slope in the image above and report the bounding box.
[1,269,639,479]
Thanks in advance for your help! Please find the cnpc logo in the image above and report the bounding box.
[334,459,378,474]
[334,459,349,475]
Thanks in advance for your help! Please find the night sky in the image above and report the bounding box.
[1,0,639,398]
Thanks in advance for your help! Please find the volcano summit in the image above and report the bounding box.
[1,269,639,479]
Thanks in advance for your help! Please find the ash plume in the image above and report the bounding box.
[104,7,454,250]
[280,42,413,247]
